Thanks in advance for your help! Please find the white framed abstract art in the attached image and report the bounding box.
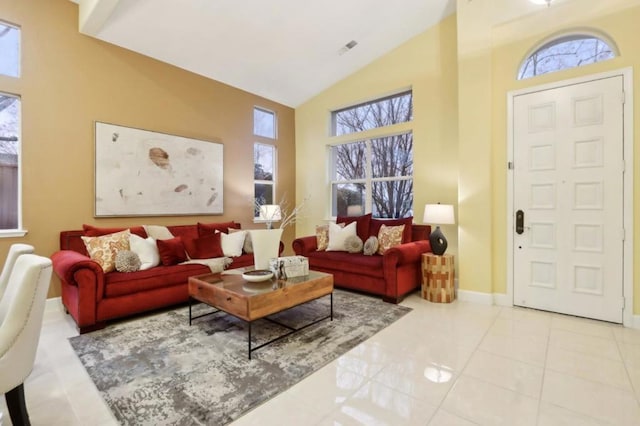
[94,122,224,217]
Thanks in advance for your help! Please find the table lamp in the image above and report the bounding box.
[259,204,282,229]
[423,203,455,255]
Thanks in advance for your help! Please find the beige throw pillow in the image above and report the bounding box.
[143,225,174,240]
[377,224,405,255]
[81,229,131,273]
[326,221,357,251]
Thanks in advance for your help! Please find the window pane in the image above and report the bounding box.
[254,143,274,181]
[518,36,615,80]
[332,183,366,217]
[254,183,274,213]
[331,141,366,181]
[371,132,413,179]
[0,93,20,229]
[0,22,19,78]
[372,179,413,219]
[332,91,412,136]
[253,107,276,138]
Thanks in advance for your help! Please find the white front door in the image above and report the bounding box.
[512,76,625,323]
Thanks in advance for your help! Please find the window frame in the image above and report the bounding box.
[0,90,25,237]
[253,106,277,139]
[0,20,20,78]
[253,142,277,221]
[517,30,619,80]
[328,129,414,219]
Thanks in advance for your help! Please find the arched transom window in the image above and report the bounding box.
[518,33,617,80]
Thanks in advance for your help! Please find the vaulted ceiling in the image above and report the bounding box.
[71,0,456,107]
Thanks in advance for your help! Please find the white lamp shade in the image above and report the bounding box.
[423,204,455,225]
[259,204,282,221]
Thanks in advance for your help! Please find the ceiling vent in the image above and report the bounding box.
[338,40,358,55]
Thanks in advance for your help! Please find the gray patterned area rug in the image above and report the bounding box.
[69,289,411,425]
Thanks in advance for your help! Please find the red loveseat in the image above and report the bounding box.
[52,222,263,333]
[293,216,431,303]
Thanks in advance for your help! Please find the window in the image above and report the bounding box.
[518,34,616,80]
[254,143,276,217]
[331,90,413,137]
[0,92,20,230]
[0,21,19,78]
[253,107,276,139]
[329,91,413,218]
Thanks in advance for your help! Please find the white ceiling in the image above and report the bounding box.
[71,0,456,107]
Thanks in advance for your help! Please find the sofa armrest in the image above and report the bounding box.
[292,236,318,256]
[51,250,105,300]
[383,240,431,266]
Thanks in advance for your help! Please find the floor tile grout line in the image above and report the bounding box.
[612,329,640,407]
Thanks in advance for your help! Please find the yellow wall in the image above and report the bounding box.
[0,0,296,298]
[295,15,459,261]
[457,0,640,312]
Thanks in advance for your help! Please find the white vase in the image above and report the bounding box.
[249,228,283,270]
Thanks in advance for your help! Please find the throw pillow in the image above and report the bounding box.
[156,237,187,265]
[82,224,147,238]
[143,225,174,241]
[197,221,237,237]
[315,224,330,251]
[81,229,131,273]
[336,213,372,242]
[363,236,379,256]
[183,233,224,259]
[129,234,161,270]
[377,224,405,255]
[115,250,141,273]
[345,235,364,253]
[326,221,357,251]
[369,217,413,243]
[220,230,246,257]
[229,228,252,253]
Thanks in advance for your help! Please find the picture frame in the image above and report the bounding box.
[94,121,224,217]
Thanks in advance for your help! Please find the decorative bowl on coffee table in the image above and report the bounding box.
[242,269,273,282]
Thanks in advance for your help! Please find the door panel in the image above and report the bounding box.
[513,76,624,323]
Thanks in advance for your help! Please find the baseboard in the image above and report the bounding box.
[457,289,493,305]
[493,293,512,307]
[45,296,63,313]
[631,314,640,330]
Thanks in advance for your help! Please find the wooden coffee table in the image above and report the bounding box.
[188,268,334,359]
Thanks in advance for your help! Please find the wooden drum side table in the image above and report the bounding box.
[421,253,455,303]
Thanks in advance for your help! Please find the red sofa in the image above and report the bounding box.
[293,217,431,303]
[52,222,264,333]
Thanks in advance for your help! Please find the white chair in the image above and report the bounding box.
[0,244,35,302]
[0,254,53,426]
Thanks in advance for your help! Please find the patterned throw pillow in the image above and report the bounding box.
[345,235,363,253]
[115,250,142,272]
[377,224,405,255]
[315,224,330,251]
[363,236,379,256]
[81,229,131,273]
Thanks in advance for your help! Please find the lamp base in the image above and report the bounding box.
[429,226,448,256]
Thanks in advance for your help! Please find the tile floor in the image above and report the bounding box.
[2,293,640,425]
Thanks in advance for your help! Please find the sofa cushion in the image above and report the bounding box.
[157,237,187,265]
[327,222,357,251]
[104,263,210,298]
[129,235,161,270]
[337,213,372,242]
[306,250,383,278]
[377,224,404,254]
[167,224,199,241]
[183,233,224,259]
[81,229,131,273]
[229,228,252,253]
[83,224,147,238]
[143,225,174,240]
[220,230,246,257]
[197,221,238,236]
[370,217,413,243]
